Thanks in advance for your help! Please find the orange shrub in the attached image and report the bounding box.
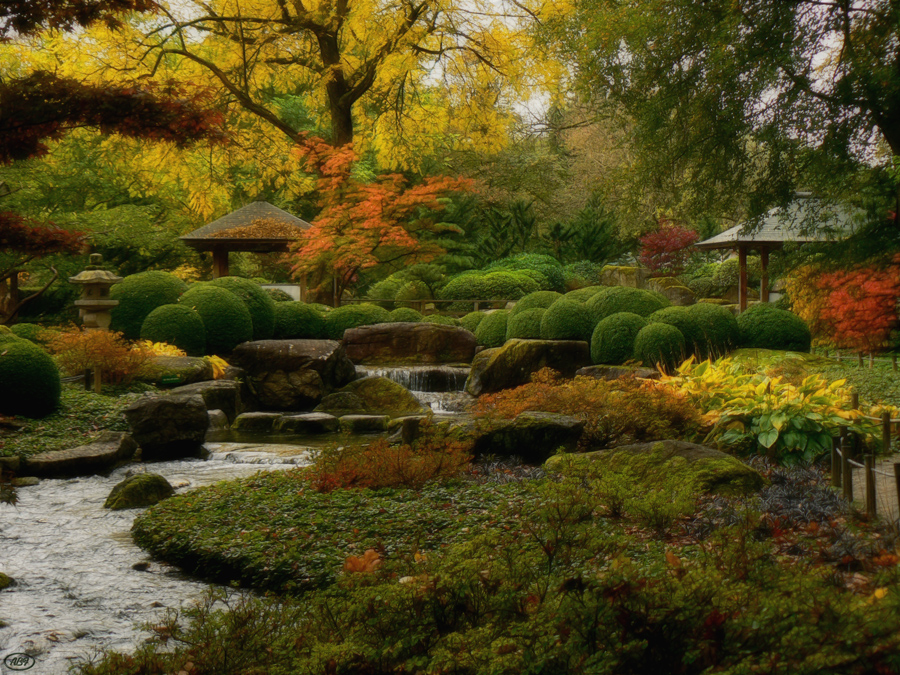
[48,326,153,384]
[474,368,701,449]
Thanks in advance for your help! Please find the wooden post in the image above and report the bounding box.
[83,368,92,391]
[824,349,830,359]
[212,248,229,278]
[858,352,864,368]
[760,246,770,303]
[870,352,875,369]
[884,412,892,455]
[865,455,876,517]
[831,438,841,487]
[93,367,102,394]
[851,392,860,410]
[894,464,900,516]
[738,247,748,312]
[842,432,853,501]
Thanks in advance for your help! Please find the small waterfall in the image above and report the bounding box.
[356,365,469,392]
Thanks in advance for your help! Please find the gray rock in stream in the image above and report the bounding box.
[124,394,209,461]
[22,432,137,477]
[275,413,340,434]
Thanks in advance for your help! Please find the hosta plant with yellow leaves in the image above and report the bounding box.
[138,341,186,357]
[204,355,229,380]
[661,358,874,465]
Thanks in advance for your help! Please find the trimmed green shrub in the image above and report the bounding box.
[109,271,188,339]
[421,314,460,326]
[272,302,327,339]
[308,303,332,314]
[633,323,686,372]
[395,280,431,305]
[648,306,706,358]
[586,286,670,325]
[540,298,594,341]
[140,304,207,356]
[486,253,566,292]
[506,308,545,340]
[510,291,563,316]
[713,256,762,290]
[685,303,740,357]
[264,288,295,302]
[179,286,254,355]
[0,339,61,417]
[325,303,392,340]
[565,286,606,303]
[459,311,486,333]
[366,277,403,307]
[591,312,648,365]
[474,310,509,348]
[0,326,18,344]
[9,323,47,344]
[563,261,605,289]
[209,277,277,340]
[439,271,540,302]
[737,304,812,352]
[687,276,719,299]
[389,307,423,322]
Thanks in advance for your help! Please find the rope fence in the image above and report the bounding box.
[814,347,899,371]
[831,429,900,520]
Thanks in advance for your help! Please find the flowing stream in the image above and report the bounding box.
[0,445,311,675]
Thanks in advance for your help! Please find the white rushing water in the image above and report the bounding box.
[0,445,311,675]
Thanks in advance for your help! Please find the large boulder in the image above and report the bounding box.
[545,440,764,497]
[600,265,651,289]
[167,380,243,423]
[104,473,175,510]
[146,355,214,387]
[450,412,584,464]
[343,322,477,365]
[645,278,697,306]
[229,340,357,410]
[21,432,137,477]
[315,376,428,418]
[124,394,209,461]
[465,339,591,396]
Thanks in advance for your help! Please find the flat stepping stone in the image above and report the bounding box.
[21,432,137,477]
[275,413,339,434]
[339,414,391,433]
[233,412,283,432]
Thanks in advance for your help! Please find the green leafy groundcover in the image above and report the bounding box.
[132,472,526,594]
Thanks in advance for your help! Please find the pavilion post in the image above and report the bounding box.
[212,248,229,278]
[760,247,770,303]
[738,246,748,312]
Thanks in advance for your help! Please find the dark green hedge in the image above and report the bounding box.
[540,298,594,341]
[389,307,424,322]
[459,311,486,333]
[140,304,207,356]
[586,286,670,325]
[422,314,461,326]
[510,291,563,316]
[9,323,47,344]
[647,307,706,359]
[439,271,540,301]
[209,277,277,340]
[633,323,686,372]
[179,285,254,355]
[590,312,648,365]
[474,310,510,348]
[565,286,606,303]
[506,308,546,340]
[325,303,392,340]
[737,304,811,353]
[486,253,566,292]
[110,271,188,339]
[685,303,740,357]
[0,339,61,417]
[273,303,328,339]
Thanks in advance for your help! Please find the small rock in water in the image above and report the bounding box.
[0,571,15,588]
[104,473,175,510]
[132,562,151,572]
[12,476,39,487]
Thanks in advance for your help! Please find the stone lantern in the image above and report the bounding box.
[69,254,122,331]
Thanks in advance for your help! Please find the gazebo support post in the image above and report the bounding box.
[299,274,308,302]
[212,248,229,278]
[760,247,770,303]
[738,246,748,312]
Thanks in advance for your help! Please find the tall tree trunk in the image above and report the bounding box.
[330,97,354,147]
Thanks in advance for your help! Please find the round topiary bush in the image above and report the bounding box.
[140,304,207,356]
[459,311,486,333]
[179,285,254,355]
[506,308,545,340]
[422,314,460,326]
[590,312,648,365]
[474,310,509,348]
[586,286,670,326]
[265,288,295,303]
[209,277,277,340]
[395,281,431,305]
[563,261,605,289]
[325,303,392,340]
[110,271,188,339]
[273,302,327,339]
[565,286,606,303]
[0,339,61,417]
[510,291,563,316]
[439,270,540,302]
[390,307,423,322]
[713,256,762,291]
[366,277,403,307]
[633,323,687,372]
[687,276,719,299]
[486,253,566,292]
[9,323,47,344]
[737,304,812,352]
[647,306,706,359]
[685,303,740,357]
[540,298,594,341]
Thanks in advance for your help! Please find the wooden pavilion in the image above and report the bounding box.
[694,195,860,312]
[180,201,312,297]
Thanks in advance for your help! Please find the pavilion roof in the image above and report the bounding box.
[180,201,312,252]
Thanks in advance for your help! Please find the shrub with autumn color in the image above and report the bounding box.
[638,224,699,276]
[473,368,701,449]
[48,327,153,384]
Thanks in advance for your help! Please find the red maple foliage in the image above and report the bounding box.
[290,137,472,302]
[0,0,159,38]
[815,256,900,352]
[638,224,699,276]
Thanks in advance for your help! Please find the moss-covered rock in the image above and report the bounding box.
[647,306,705,357]
[510,291,564,316]
[104,473,175,510]
[599,265,651,288]
[273,302,327,339]
[315,376,428,418]
[546,440,764,497]
[0,572,14,589]
[737,304,812,352]
[209,277,277,340]
[459,311,486,333]
[586,286,670,325]
[474,310,510,348]
[506,308,545,340]
[465,339,592,395]
[685,302,740,357]
[145,355,215,387]
[633,322,686,372]
[325,303,392,340]
[179,285,254,355]
[390,307,423,322]
[590,312,648,365]
[140,304,207,356]
[0,339,61,417]
[540,298,594,341]
[467,412,585,464]
[110,271,188,339]
[264,288,295,302]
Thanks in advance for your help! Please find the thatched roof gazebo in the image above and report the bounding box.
[694,195,861,311]
[180,201,312,291]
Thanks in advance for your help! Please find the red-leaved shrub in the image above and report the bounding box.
[638,224,699,277]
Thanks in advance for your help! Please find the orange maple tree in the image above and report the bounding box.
[290,137,471,302]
